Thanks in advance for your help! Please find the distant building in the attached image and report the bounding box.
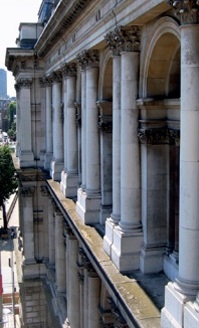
[0,68,7,99]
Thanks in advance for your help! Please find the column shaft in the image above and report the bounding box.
[22,189,35,263]
[178,25,199,291]
[55,211,66,293]
[48,199,55,266]
[52,81,63,161]
[66,75,77,174]
[81,69,87,189]
[120,51,141,230]
[67,235,80,327]
[111,55,121,222]
[86,66,100,193]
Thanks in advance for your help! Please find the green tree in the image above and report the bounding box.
[0,145,18,230]
[8,101,16,129]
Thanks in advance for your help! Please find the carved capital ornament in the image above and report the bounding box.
[105,26,141,54]
[167,0,199,24]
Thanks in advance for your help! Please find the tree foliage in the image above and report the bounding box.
[8,101,16,129]
[0,145,18,229]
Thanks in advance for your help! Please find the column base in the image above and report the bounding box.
[99,205,112,225]
[163,253,179,281]
[184,302,199,328]
[60,170,78,198]
[19,150,34,167]
[103,218,116,257]
[140,244,165,273]
[44,151,53,170]
[111,226,143,272]
[161,282,189,327]
[50,160,64,181]
[76,187,101,224]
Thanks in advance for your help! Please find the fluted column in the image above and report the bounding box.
[162,2,199,327]
[103,28,121,256]
[76,50,101,224]
[54,208,66,294]
[44,77,53,170]
[21,186,36,264]
[111,27,143,272]
[50,71,64,181]
[60,63,78,197]
[17,79,34,165]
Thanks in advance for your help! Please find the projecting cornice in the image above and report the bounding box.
[35,0,93,58]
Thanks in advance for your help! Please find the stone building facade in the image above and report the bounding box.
[5,0,199,327]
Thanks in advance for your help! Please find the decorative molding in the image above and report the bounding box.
[21,186,35,197]
[138,127,180,145]
[40,185,49,196]
[17,78,32,88]
[77,49,99,69]
[167,0,199,24]
[105,26,141,54]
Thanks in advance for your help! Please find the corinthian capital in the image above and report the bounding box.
[77,50,99,69]
[105,26,141,54]
[18,78,32,88]
[167,0,199,24]
[61,63,77,78]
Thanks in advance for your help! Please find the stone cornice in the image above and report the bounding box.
[36,0,93,57]
[167,0,199,24]
[105,26,141,54]
[76,49,99,69]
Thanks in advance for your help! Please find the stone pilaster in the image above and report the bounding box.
[50,71,64,181]
[42,77,53,170]
[17,78,34,166]
[66,229,80,327]
[14,83,20,157]
[76,50,101,223]
[60,63,78,197]
[110,26,143,272]
[21,186,36,264]
[46,199,55,271]
[54,207,66,294]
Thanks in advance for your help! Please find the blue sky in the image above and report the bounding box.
[1,0,42,96]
